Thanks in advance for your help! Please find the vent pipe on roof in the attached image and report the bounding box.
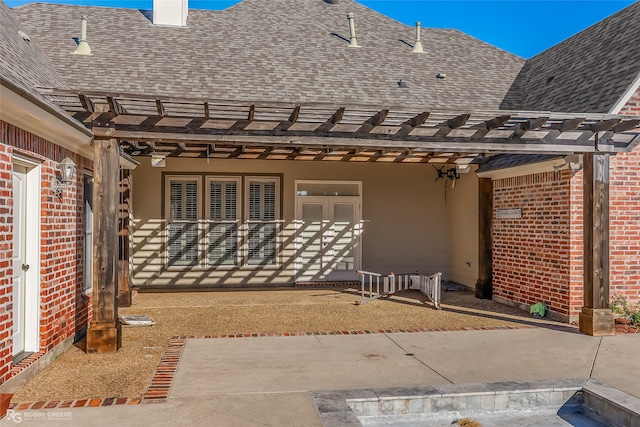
[153,0,188,27]
[412,22,424,53]
[72,15,92,55]
[347,13,360,48]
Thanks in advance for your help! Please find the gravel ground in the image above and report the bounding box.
[11,287,561,403]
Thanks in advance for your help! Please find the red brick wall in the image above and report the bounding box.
[492,86,640,320]
[492,171,580,318]
[610,86,640,303]
[0,121,92,384]
[0,143,13,381]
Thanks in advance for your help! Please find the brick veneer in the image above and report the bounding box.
[0,121,92,384]
[493,86,640,320]
[610,87,640,302]
[492,171,579,319]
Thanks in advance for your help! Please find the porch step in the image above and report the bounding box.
[294,281,361,288]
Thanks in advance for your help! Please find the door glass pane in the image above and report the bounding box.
[297,182,359,196]
[332,203,355,271]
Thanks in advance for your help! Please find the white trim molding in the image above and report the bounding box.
[476,158,567,180]
[608,73,640,115]
[0,82,93,159]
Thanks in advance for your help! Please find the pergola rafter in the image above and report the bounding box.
[38,89,640,165]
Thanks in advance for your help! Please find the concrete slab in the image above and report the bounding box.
[387,329,601,384]
[591,334,640,399]
[0,394,323,427]
[170,335,448,397]
[2,328,637,427]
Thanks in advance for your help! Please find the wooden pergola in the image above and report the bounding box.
[40,88,640,350]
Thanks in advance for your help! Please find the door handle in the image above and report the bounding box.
[22,264,30,271]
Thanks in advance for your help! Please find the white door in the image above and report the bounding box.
[12,165,27,356]
[296,196,361,281]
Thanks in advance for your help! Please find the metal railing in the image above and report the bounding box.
[356,270,441,309]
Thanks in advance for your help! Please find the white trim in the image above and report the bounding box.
[476,158,566,180]
[12,155,41,354]
[0,83,93,159]
[608,72,640,114]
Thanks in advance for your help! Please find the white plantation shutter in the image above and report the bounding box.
[168,179,199,266]
[247,179,278,265]
[207,179,238,266]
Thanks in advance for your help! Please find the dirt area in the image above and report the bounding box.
[11,287,564,403]
[615,318,640,334]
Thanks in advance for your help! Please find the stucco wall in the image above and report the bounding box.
[443,168,479,288]
[130,157,460,287]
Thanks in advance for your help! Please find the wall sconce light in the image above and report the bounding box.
[52,157,77,196]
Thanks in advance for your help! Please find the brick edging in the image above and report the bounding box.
[10,323,574,410]
[141,337,187,403]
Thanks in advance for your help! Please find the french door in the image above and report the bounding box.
[296,196,361,281]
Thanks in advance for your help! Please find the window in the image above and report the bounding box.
[247,178,279,265]
[165,175,280,268]
[206,178,240,266]
[83,175,93,291]
[167,178,201,266]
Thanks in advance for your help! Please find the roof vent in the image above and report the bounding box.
[324,0,339,3]
[436,73,447,80]
[153,0,188,27]
[397,79,408,88]
[18,30,31,42]
[412,22,424,53]
[347,13,360,48]
[72,15,92,55]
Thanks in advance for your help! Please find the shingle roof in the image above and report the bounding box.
[501,1,640,113]
[13,0,524,109]
[0,1,68,108]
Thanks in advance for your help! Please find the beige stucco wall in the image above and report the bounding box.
[444,167,480,288]
[130,156,477,288]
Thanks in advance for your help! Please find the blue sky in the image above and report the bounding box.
[4,0,635,58]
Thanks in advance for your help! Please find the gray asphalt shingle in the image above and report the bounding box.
[0,1,69,111]
[501,1,640,113]
[13,0,524,110]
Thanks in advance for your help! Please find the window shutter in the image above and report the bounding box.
[247,179,278,265]
[168,179,199,266]
[208,180,238,266]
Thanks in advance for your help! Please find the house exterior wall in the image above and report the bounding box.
[445,168,479,287]
[492,171,580,321]
[491,86,640,322]
[0,121,91,384]
[131,156,460,288]
[609,86,640,303]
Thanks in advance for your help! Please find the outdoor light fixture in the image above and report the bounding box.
[52,157,77,196]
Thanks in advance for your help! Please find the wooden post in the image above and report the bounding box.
[86,129,122,352]
[476,178,493,299]
[579,152,614,336]
[118,170,132,307]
